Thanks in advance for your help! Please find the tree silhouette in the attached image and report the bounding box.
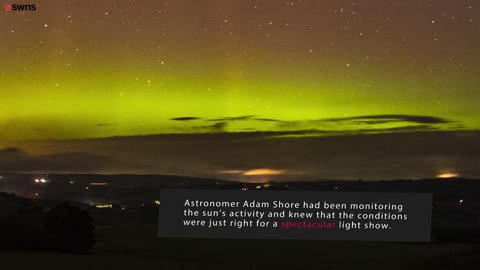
[45,202,95,252]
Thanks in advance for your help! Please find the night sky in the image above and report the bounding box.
[0,0,479,180]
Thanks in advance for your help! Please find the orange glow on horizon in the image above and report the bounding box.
[243,168,286,176]
[437,172,460,178]
[95,204,112,208]
[89,182,109,186]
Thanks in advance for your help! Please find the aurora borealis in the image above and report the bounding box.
[0,0,479,180]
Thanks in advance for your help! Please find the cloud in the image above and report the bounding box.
[0,147,112,173]
[322,114,452,124]
[207,115,256,122]
[254,118,284,122]
[170,117,202,121]
[208,122,228,132]
[192,122,228,133]
[173,114,455,136]
[207,115,283,122]
[0,147,23,154]
[168,114,452,137]
[276,114,456,132]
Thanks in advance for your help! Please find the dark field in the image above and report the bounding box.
[1,220,480,270]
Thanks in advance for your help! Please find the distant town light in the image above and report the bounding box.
[154,200,160,205]
[459,199,464,204]
[35,178,48,184]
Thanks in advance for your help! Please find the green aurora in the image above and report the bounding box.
[1,1,479,142]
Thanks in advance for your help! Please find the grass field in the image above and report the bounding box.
[1,222,479,270]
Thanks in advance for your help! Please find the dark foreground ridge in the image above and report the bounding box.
[0,173,479,269]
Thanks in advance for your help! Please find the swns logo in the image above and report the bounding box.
[4,3,37,12]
